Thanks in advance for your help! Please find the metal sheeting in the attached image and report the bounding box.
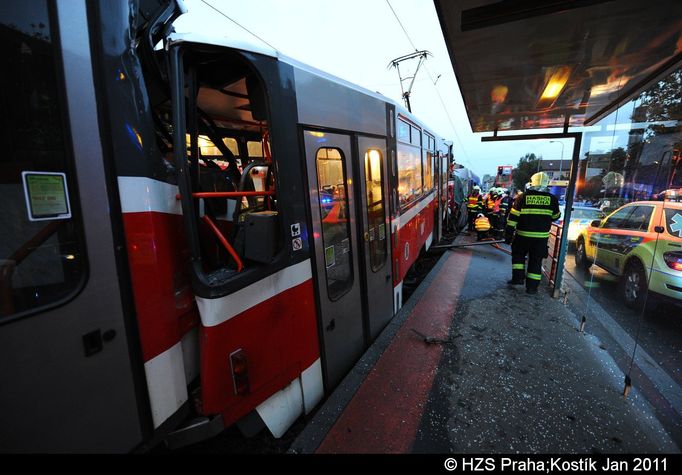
[434,0,682,132]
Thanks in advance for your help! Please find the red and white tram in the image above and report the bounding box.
[0,0,454,451]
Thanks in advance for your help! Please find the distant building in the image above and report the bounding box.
[482,175,495,191]
[537,159,573,180]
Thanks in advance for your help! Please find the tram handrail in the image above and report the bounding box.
[177,188,275,274]
[200,215,244,273]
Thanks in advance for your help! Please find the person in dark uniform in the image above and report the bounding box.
[504,172,561,294]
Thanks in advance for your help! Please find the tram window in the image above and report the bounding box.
[423,149,433,192]
[397,142,423,208]
[364,149,387,272]
[423,134,434,193]
[223,137,239,157]
[316,148,353,300]
[397,119,410,142]
[187,134,223,156]
[185,134,239,173]
[247,140,265,158]
[410,127,421,146]
[0,0,86,319]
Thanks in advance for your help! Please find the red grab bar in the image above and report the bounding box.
[201,215,244,273]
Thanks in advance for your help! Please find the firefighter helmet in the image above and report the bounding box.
[530,172,550,188]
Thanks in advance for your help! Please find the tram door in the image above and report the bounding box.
[0,1,143,452]
[356,137,393,340]
[304,131,365,389]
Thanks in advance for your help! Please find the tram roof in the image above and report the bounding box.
[434,0,682,133]
[168,32,446,140]
[168,32,278,59]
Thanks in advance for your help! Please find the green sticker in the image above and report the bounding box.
[22,172,71,221]
[525,195,551,206]
[325,245,335,268]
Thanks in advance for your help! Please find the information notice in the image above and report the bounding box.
[22,171,71,221]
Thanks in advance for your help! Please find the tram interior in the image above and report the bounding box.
[154,51,280,278]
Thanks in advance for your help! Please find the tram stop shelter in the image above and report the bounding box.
[291,0,682,453]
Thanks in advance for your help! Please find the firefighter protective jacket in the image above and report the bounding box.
[506,189,561,239]
[467,193,483,211]
[475,215,491,232]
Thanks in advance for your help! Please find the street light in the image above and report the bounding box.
[549,140,565,179]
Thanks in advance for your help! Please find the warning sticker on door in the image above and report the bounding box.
[341,238,350,254]
[325,245,335,267]
[292,237,303,251]
[291,223,301,237]
[379,223,386,240]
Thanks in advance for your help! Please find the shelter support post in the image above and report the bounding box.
[481,131,583,298]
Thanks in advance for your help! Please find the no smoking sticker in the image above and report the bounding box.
[292,237,303,251]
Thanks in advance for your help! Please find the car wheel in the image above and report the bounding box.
[575,238,591,270]
[622,260,647,310]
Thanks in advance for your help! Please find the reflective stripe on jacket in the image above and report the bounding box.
[467,195,481,209]
[475,216,491,232]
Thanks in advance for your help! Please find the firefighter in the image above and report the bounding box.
[504,172,561,294]
[466,186,483,231]
[492,189,508,238]
[474,213,491,241]
[497,188,514,233]
[485,188,497,218]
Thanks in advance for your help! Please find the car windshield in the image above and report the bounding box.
[572,208,604,220]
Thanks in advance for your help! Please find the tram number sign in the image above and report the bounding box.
[22,171,72,222]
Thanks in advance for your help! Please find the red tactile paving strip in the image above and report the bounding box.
[316,250,472,453]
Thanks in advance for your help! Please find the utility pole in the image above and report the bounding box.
[388,50,431,112]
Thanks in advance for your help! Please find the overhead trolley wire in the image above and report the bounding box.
[384,0,475,169]
[199,0,279,52]
[385,0,418,52]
